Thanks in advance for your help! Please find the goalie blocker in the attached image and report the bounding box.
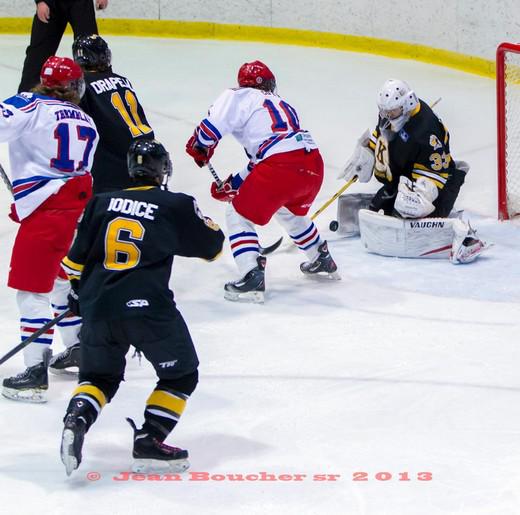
[358,209,488,264]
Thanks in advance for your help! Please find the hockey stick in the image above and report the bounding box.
[0,162,13,195]
[206,162,283,255]
[430,97,442,109]
[310,99,440,223]
[310,176,358,221]
[0,310,71,366]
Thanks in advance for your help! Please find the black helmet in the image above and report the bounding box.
[127,139,172,186]
[72,34,112,71]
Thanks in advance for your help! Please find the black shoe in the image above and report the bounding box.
[2,360,49,403]
[126,418,190,473]
[224,256,266,303]
[49,344,80,376]
[300,241,341,279]
[61,405,88,476]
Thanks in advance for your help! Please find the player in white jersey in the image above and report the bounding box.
[1,56,99,403]
[186,60,340,303]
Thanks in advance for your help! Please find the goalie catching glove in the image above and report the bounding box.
[394,176,438,218]
[210,173,243,202]
[338,129,375,183]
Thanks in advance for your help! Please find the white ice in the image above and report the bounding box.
[0,35,519,515]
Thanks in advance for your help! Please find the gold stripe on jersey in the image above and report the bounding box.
[412,164,449,189]
[125,186,157,191]
[442,124,449,144]
[62,256,84,271]
[146,389,187,420]
[61,256,84,280]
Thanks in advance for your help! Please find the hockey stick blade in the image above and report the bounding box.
[0,310,71,366]
[259,236,283,255]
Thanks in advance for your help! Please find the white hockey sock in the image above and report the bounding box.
[274,208,322,260]
[17,290,53,367]
[226,204,260,276]
[51,277,81,349]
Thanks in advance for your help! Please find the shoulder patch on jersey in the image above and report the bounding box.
[398,129,409,142]
[2,93,34,109]
[429,134,442,150]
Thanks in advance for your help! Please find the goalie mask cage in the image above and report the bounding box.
[497,42,520,220]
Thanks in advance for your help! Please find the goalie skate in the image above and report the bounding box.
[127,418,190,473]
[224,256,266,303]
[450,225,490,264]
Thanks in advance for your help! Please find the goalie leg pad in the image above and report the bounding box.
[359,209,455,259]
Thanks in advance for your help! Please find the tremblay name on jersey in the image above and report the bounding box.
[107,197,158,220]
[55,108,91,123]
[90,76,134,95]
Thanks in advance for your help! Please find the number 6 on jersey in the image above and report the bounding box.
[104,217,145,270]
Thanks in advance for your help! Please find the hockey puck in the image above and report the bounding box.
[329,220,339,232]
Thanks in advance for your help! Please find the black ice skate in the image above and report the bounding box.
[49,343,80,376]
[2,350,50,403]
[300,241,341,280]
[224,256,266,303]
[61,404,88,476]
[126,418,190,473]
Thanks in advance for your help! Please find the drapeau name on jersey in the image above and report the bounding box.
[90,76,134,95]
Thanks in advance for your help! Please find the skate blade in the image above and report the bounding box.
[224,290,265,303]
[49,367,79,377]
[302,270,342,281]
[132,458,190,474]
[1,386,47,403]
[61,429,79,476]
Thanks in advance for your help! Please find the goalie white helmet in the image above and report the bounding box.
[377,79,419,132]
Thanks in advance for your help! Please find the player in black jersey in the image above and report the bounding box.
[339,79,486,263]
[340,79,467,218]
[72,34,154,193]
[59,139,224,476]
[49,34,155,373]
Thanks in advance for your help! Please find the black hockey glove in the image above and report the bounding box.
[67,289,80,317]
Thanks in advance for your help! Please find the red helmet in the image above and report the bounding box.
[237,60,276,92]
[40,56,85,96]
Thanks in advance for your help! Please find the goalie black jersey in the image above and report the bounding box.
[62,186,224,321]
[368,100,458,191]
[80,70,155,193]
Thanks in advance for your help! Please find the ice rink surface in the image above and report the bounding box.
[0,35,519,515]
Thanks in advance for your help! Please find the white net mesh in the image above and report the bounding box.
[504,51,520,217]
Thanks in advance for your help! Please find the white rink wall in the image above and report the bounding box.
[0,0,519,61]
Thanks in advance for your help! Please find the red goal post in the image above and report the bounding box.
[497,42,520,220]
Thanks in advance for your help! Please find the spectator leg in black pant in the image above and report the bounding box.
[18,13,67,93]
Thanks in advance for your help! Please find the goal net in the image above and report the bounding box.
[497,42,520,220]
